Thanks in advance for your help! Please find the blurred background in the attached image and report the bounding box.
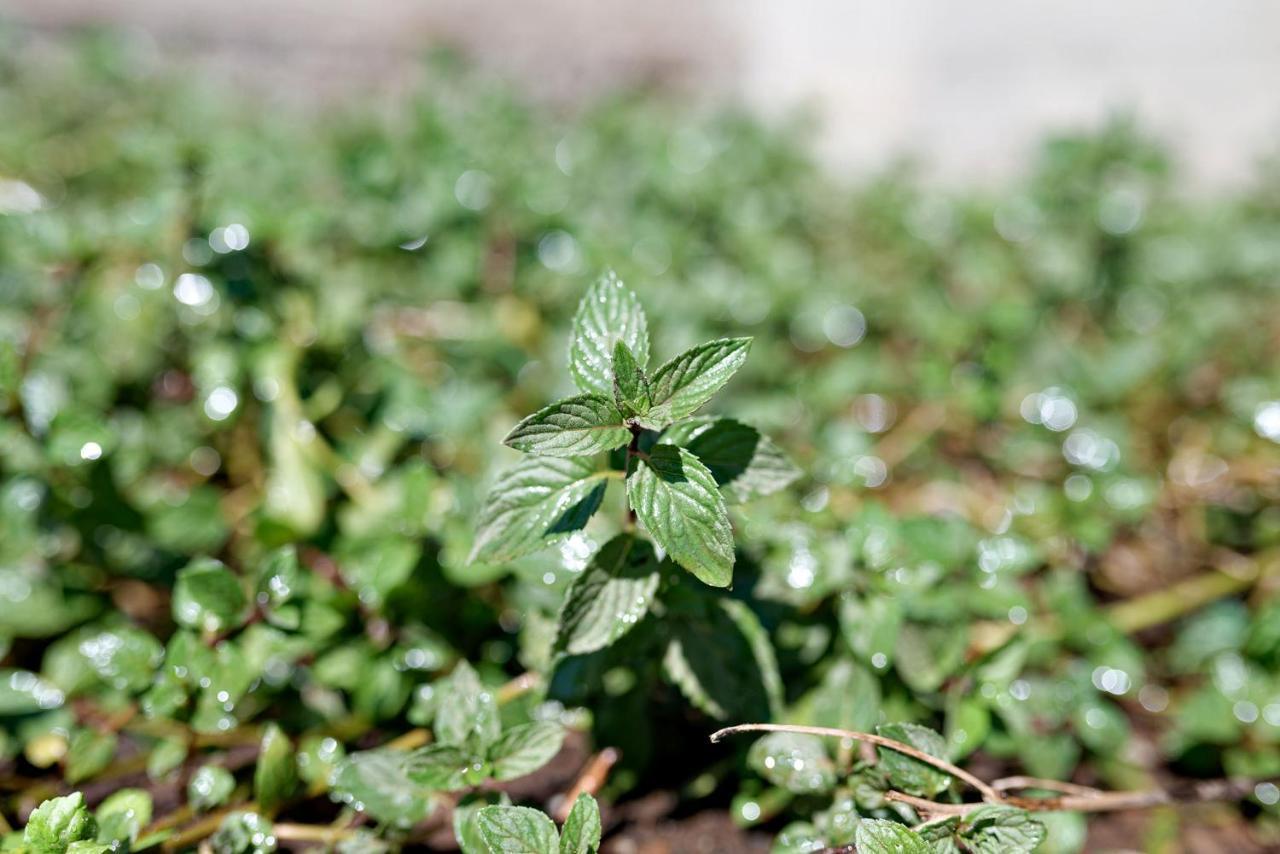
[10,0,1280,185]
[3,3,1280,853]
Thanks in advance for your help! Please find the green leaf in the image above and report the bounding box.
[172,558,248,635]
[330,750,435,827]
[803,658,880,733]
[475,805,559,854]
[553,534,660,656]
[568,271,650,398]
[611,341,650,418]
[772,821,826,853]
[335,537,419,608]
[76,626,164,694]
[894,623,967,693]
[487,722,565,781]
[66,729,117,784]
[747,733,836,794]
[504,394,630,458]
[640,338,751,429]
[916,817,962,854]
[253,723,297,816]
[854,819,929,854]
[663,596,778,722]
[627,444,733,587]
[434,661,501,751]
[209,811,276,854]
[559,794,601,854]
[406,743,485,791]
[662,418,799,503]
[875,723,953,797]
[0,668,65,714]
[95,789,152,845]
[188,765,237,811]
[470,457,609,564]
[454,794,510,854]
[25,793,97,852]
[960,806,1047,854]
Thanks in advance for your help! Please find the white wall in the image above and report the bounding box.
[10,0,1280,185]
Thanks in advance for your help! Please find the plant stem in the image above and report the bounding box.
[623,425,642,527]
[709,723,999,803]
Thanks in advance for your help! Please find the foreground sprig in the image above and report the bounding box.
[472,270,796,588]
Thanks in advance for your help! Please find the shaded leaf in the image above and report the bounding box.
[663,418,799,503]
[627,444,733,587]
[553,534,660,656]
[663,596,778,721]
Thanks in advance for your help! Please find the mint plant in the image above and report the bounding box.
[472,270,798,590]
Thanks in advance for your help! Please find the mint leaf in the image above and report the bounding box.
[611,341,650,418]
[504,395,630,458]
[641,338,751,429]
[803,658,880,734]
[875,722,953,797]
[66,729,117,784]
[559,794,601,854]
[25,793,97,852]
[568,271,650,398]
[488,721,565,781]
[189,765,236,811]
[209,811,276,854]
[663,597,778,722]
[470,457,608,564]
[553,534,660,656]
[627,444,733,586]
[747,733,836,794]
[434,661,500,752]
[172,558,248,634]
[95,789,152,846]
[475,806,559,854]
[662,418,799,503]
[960,806,1046,854]
[406,743,483,791]
[253,723,297,816]
[854,819,929,854]
[330,750,435,827]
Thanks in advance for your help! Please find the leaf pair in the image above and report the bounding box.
[468,794,601,854]
[474,272,794,590]
[407,662,565,790]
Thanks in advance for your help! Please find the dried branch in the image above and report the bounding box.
[712,722,1274,822]
[709,723,999,803]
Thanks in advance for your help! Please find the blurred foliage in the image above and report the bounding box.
[2,26,1280,852]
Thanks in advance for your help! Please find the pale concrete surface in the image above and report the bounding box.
[7,0,1280,186]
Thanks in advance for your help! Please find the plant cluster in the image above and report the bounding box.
[2,28,1280,853]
